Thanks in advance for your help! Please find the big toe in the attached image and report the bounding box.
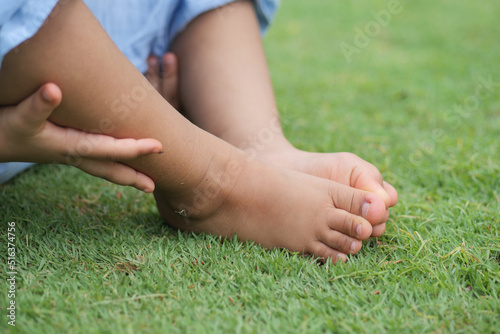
[356,177,394,209]
[329,181,387,225]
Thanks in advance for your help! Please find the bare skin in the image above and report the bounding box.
[147,1,398,236]
[145,53,180,111]
[0,0,388,263]
[0,83,162,191]
[147,54,396,235]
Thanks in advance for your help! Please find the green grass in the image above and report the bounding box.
[1,0,499,333]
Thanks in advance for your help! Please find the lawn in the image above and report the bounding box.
[1,0,499,333]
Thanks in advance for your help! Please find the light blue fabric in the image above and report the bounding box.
[0,162,35,183]
[0,0,279,184]
[84,0,279,73]
[0,0,59,66]
[0,0,279,71]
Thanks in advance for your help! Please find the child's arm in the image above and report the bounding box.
[0,82,162,191]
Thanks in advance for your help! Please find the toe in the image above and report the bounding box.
[327,209,373,239]
[381,209,390,224]
[160,53,180,110]
[145,56,160,91]
[383,181,399,207]
[343,153,394,208]
[308,241,347,264]
[328,181,387,225]
[319,229,363,255]
[371,223,386,237]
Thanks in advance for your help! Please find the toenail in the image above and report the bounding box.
[148,57,157,67]
[356,225,362,238]
[163,55,174,65]
[350,241,357,253]
[362,202,371,218]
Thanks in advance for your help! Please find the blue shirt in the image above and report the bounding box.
[0,0,279,73]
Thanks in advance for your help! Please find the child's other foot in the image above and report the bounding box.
[146,53,180,110]
[257,147,398,237]
[154,149,387,264]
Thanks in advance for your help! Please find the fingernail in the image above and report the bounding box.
[143,188,152,193]
[356,225,362,238]
[362,202,371,218]
[152,148,161,153]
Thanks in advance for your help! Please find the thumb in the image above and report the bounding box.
[16,83,62,129]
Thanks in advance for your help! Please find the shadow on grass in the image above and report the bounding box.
[0,164,193,259]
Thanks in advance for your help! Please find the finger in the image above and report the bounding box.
[160,53,180,110]
[328,181,386,225]
[59,128,163,160]
[145,56,160,91]
[75,159,155,192]
[14,83,62,131]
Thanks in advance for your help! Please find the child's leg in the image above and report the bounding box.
[0,0,387,263]
[169,1,398,235]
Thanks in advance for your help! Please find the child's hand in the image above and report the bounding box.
[0,83,162,192]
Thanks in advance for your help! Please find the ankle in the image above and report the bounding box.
[213,116,294,158]
[156,146,245,227]
[236,132,295,163]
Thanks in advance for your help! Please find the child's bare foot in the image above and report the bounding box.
[154,146,387,264]
[256,146,398,237]
[145,53,397,238]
